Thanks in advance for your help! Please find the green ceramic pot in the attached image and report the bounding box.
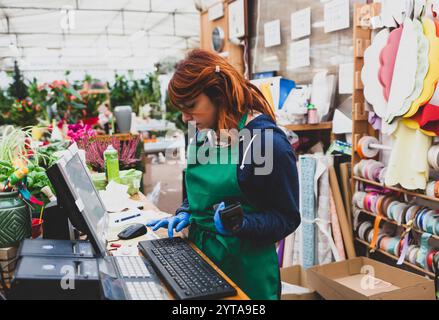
[0,191,31,248]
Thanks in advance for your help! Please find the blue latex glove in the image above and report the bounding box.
[214,202,232,236]
[146,212,190,238]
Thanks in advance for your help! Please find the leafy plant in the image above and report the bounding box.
[36,80,87,124]
[0,126,57,203]
[0,88,14,125]
[109,72,162,114]
[76,135,140,172]
[9,98,42,127]
[8,60,28,100]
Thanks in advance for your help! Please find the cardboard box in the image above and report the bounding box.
[0,246,18,286]
[280,265,320,300]
[306,257,436,300]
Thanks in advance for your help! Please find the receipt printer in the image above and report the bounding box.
[18,239,95,258]
[9,256,101,300]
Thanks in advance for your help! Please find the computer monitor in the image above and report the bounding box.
[46,143,108,257]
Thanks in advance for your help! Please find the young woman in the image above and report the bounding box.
[146,49,300,300]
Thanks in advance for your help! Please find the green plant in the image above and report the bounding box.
[9,99,41,127]
[165,95,186,133]
[8,60,28,100]
[109,74,133,108]
[109,72,162,114]
[36,80,86,124]
[0,88,14,125]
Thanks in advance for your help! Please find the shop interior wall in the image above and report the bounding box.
[249,0,366,94]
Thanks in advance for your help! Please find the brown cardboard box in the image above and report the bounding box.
[0,246,18,286]
[306,257,436,300]
[280,265,320,300]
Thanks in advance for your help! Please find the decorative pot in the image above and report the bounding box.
[114,105,132,133]
[0,191,31,248]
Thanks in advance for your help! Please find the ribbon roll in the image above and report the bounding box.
[355,160,386,183]
[353,191,366,209]
[426,181,436,198]
[376,233,387,249]
[357,136,391,159]
[427,145,439,170]
[416,233,432,269]
[427,250,438,272]
[406,205,422,223]
[408,246,420,264]
[433,252,439,274]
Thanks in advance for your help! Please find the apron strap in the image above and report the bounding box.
[238,113,248,130]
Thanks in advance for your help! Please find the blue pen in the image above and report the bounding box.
[115,213,141,223]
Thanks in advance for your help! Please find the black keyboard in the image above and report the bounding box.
[138,237,237,300]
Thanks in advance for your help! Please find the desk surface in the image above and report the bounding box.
[106,193,249,301]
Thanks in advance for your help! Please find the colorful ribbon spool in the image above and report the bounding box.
[354,159,386,182]
[357,136,391,159]
[428,145,439,170]
[353,191,366,209]
[433,252,439,274]
[358,221,373,240]
[405,205,422,224]
[407,245,420,264]
[376,233,387,249]
[427,250,438,272]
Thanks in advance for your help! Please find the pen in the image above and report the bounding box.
[115,213,141,223]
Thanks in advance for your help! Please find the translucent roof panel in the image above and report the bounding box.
[0,0,200,73]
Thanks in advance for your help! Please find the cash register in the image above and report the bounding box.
[10,144,167,300]
[10,143,237,300]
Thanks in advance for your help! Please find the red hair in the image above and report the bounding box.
[168,49,276,130]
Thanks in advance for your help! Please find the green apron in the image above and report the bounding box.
[185,114,280,300]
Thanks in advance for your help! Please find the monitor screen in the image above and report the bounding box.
[59,150,109,255]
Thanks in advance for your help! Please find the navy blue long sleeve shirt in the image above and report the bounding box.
[176,114,301,245]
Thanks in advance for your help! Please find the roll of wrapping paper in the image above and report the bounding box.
[299,156,316,269]
[329,166,356,259]
[340,163,353,232]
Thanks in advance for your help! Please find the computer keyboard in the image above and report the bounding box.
[113,256,168,300]
[114,256,151,278]
[124,280,165,300]
[139,237,237,300]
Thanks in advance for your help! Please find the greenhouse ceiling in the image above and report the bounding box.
[0,0,200,72]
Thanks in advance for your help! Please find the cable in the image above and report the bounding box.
[251,0,261,76]
[243,38,249,79]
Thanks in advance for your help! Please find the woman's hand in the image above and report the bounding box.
[146,212,190,238]
[213,202,244,236]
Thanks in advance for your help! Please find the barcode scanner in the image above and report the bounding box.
[213,202,244,233]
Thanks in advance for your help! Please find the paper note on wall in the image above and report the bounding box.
[291,7,311,40]
[338,62,354,94]
[264,19,281,48]
[324,0,350,33]
[288,38,310,70]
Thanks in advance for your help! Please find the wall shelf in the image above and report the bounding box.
[355,237,435,278]
[353,176,439,204]
[357,208,439,241]
[284,122,332,132]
